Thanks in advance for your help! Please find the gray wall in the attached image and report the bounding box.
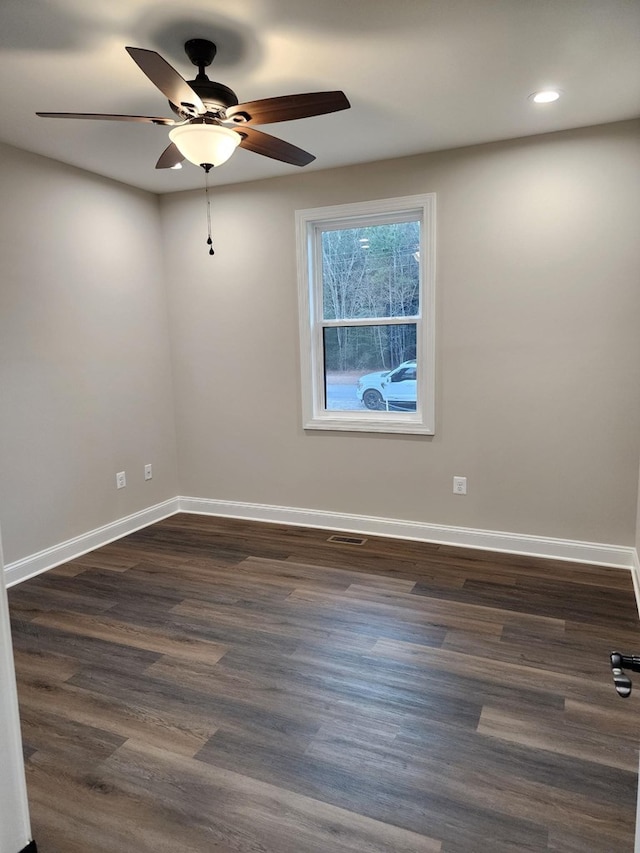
[0,122,638,566]
[0,142,179,564]
[161,120,640,547]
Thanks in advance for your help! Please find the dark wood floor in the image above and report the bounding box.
[8,513,640,852]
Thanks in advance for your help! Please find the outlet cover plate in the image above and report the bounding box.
[453,476,467,495]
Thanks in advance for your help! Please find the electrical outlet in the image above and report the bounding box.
[116,471,126,489]
[144,464,153,481]
[453,476,467,495]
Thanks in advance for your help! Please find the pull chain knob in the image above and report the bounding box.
[203,164,215,257]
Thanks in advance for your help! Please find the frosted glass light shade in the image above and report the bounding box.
[169,124,241,167]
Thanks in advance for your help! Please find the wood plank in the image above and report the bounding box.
[477,705,638,772]
[16,673,216,759]
[31,611,228,664]
[105,739,444,853]
[370,637,630,707]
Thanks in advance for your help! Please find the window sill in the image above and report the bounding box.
[303,414,434,435]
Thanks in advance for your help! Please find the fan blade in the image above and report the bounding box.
[156,143,185,170]
[125,46,205,116]
[233,126,315,166]
[225,91,350,126]
[36,112,176,125]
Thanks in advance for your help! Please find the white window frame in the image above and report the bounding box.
[296,193,436,434]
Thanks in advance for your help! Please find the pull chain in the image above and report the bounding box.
[204,165,214,255]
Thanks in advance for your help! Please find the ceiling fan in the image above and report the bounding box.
[37,38,351,172]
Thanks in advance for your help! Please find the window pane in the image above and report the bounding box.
[323,324,417,412]
[322,220,420,320]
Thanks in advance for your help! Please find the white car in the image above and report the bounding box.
[356,360,417,410]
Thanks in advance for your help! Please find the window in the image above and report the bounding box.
[296,194,435,434]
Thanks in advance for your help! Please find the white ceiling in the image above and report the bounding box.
[0,0,638,194]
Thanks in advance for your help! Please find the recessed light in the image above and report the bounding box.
[530,90,561,104]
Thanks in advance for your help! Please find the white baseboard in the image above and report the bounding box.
[179,496,637,571]
[4,498,180,587]
[4,494,637,590]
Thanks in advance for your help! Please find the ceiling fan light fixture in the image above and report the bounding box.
[168,123,240,168]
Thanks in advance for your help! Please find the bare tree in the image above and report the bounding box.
[321,221,419,371]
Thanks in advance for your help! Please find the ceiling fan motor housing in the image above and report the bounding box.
[169,78,239,118]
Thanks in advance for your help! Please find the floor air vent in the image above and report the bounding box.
[327,534,368,545]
